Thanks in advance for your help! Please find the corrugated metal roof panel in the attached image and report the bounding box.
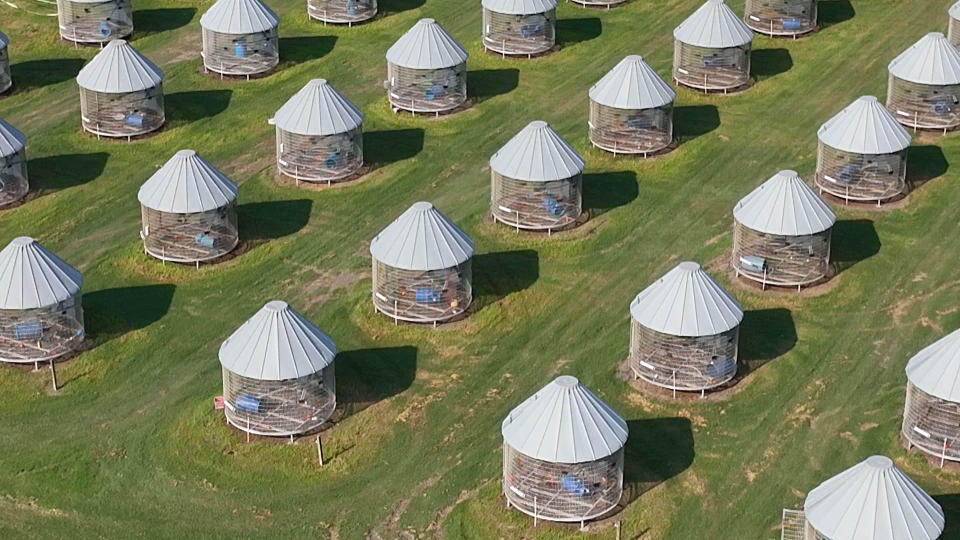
[673,0,754,49]
[589,55,676,110]
[489,121,585,182]
[370,202,475,271]
[0,117,26,158]
[817,96,912,155]
[76,39,164,93]
[733,170,836,236]
[386,18,469,69]
[630,262,743,337]
[906,328,960,402]
[200,0,280,34]
[273,79,364,136]
[0,237,83,310]
[137,150,239,213]
[481,0,557,15]
[888,32,960,85]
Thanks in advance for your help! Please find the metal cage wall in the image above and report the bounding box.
[79,85,165,139]
[482,8,556,57]
[589,101,673,156]
[814,142,907,203]
[372,259,472,323]
[673,41,751,92]
[902,383,960,464]
[503,444,624,523]
[307,0,377,25]
[276,126,363,183]
[491,172,582,231]
[951,17,960,49]
[887,75,960,132]
[0,148,28,209]
[202,28,279,77]
[57,0,133,44]
[0,46,10,94]
[629,321,739,392]
[140,204,239,264]
[0,295,84,364]
[222,364,335,436]
[744,0,816,36]
[732,222,831,288]
[386,62,467,114]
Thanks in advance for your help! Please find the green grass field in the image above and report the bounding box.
[2,0,960,537]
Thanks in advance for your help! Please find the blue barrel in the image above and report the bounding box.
[236,395,260,413]
[235,41,247,58]
[562,475,587,497]
[99,22,112,37]
[15,321,43,341]
[195,233,215,248]
[124,114,144,128]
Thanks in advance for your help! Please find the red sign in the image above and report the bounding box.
[214,396,225,410]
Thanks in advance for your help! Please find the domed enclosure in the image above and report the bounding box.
[569,0,627,7]
[589,55,676,156]
[482,0,556,58]
[137,150,240,265]
[902,329,960,466]
[815,96,912,204]
[0,117,28,209]
[386,18,469,114]
[887,32,960,133]
[272,79,364,184]
[200,0,280,78]
[0,31,11,94]
[950,2,960,49]
[57,0,132,44]
[490,121,585,232]
[0,237,84,365]
[308,0,377,25]
[370,202,475,324]
[732,170,836,289]
[76,40,164,139]
[744,0,817,37]
[502,376,628,525]
[220,301,337,437]
[629,262,743,394]
[673,0,754,93]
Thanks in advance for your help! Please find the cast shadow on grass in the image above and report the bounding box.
[472,250,539,311]
[165,90,232,124]
[468,69,519,103]
[739,308,797,375]
[935,494,960,538]
[335,346,417,417]
[238,199,313,242]
[753,48,793,80]
[364,129,424,167]
[674,105,720,143]
[28,153,108,196]
[84,284,176,341]
[583,171,638,217]
[831,219,880,274]
[819,0,855,28]
[557,18,602,47]
[381,0,425,14]
[279,36,337,64]
[133,8,196,35]
[621,417,693,505]
[10,58,84,91]
[907,145,949,191]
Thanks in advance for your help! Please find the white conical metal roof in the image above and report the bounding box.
[76,40,164,94]
[481,0,557,15]
[589,55,677,110]
[137,150,239,214]
[951,1,960,21]
[501,375,628,463]
[200,0,280,34]
[489,121,585,182]
[219,301,337,381]
[889,32,960,85]
[673,0,754,49]
[804,456,945,540]
[817,96,912,155]
[630,262,743,337]
[734,170,836,236]
[386,18,469,70]
[370,202,475,271]
[273,79,364,136]
[906,328,960,402]
[0,31,8,49]
[0,237,83,310]
[0,117,26,158]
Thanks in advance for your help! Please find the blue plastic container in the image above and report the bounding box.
[416,289,441,303]
[124,114,144,128]
[236,395,261,413]
[195,233,215,248]
[235,41,247,58]
[15,321,43,341]
[562,475,588,497]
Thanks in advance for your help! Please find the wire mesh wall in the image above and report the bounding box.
[951,17,960,49]
[276,126,363,183]
[307,0,377,24]
[222,365,336,436]
[887,75,960,132]
[503,444,623,523]
[202,29,279,77]
[0,296,84,364]
[0,148,29,209]
[482,9,555,57]
[814,143,907,203]
[674,41,751,92]
[491,172,582,231]
[141,204,239,264]
[387,63,467,114]
[589,101,673,155]
[744,0,817,36]
[57,0,133,44]
[372,260,472,323]
[902,383,960,463]
[79,86,164,139]
[732,222,831,288]
[629,321,739,392]
[780,509,806,540]
[0,46,10,94]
